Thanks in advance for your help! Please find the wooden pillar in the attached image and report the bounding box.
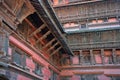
[101,49,105,65]
[112,48,117,64]
[79,50,83,65]
[90,50,95,65]
[86,19,89,28]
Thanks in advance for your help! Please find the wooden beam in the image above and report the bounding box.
[50,46,62,56]
[29,24,46,37]
[47,42,59,52]
[36,31,51,44]
[25,18,34,28]
[42,38,56,49]
[24,19,45,45]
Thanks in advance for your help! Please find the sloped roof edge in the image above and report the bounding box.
[30,0,73,56]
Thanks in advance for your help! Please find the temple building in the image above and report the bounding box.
[0,0,120,80]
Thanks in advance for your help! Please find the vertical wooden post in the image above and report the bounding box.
[79,50,83,65]
[90,50,95,65]
[101,49,105,65]
[112,48,117,64]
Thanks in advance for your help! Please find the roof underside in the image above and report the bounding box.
[30,0,73,56]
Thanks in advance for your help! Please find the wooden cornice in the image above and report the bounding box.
[61,65,120,70]
[53,0,103,8]
[73,71,104,75]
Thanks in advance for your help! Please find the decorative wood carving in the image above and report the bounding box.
[54,1,120,23]
[16,0,35,23]
[67,30,120,50]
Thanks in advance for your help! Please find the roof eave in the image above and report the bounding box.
[30,0,73,56]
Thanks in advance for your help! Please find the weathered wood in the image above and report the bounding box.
[79,50,83,65]
[67,29,120,50]
[50,46,62,56]
[90,50,95,65]
[54,1,120,23]
[16,0,35,22]
[112,48,117,64]
[36,31,51,44]
[47,42,59,52]
[101,49,105,65]
[29,24,46,37]
[42,38,56,49]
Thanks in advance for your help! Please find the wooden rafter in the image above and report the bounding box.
[29,24,46,37]
[36,30,51,44]
[50,46,62,56]
[24,19,45,45]
[47,42,59,52]
[42,38,56,49]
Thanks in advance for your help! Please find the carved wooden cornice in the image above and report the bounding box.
[0,0,35,30]
[61,65,120,70]
[17,0,35,23]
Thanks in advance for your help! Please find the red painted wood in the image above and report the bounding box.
[9,35,60,80]
[17,75,32,80]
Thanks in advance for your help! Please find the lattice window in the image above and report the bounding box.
[0,33,6,52]
[34,62,43,76]
[50,70,58,80]
[0,30,8,56]
[102,31,113,42]
[12,50,26,67]
[92,32,101,42]
[81,74,99,80]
